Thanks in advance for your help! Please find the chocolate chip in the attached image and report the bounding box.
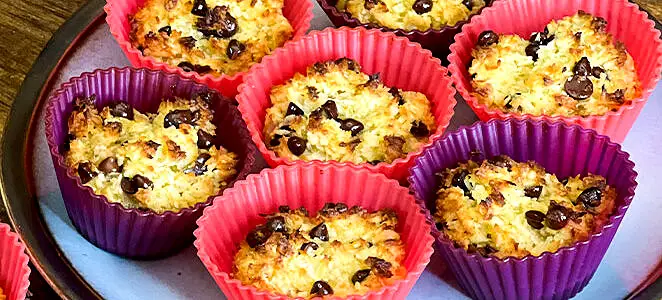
[524,185,543,198]
[335,203,348,213]
[366,257,393,278]
[61,133,75,153]
[335,58,357,71]
[462,0,472,10]
[178,61,195,72]
[352,269,371,284]
[487,155,511,168]
[369,160,382,165]
[310,281,333,296]
[196,6,237,38]
[194,65,213,74]
[191,0,208,16]
[388,87,405,105]
[98,157,121,174]
[410,121,429,137]
[321,100,338,120]
[77,162,97,184]
[476,245,498,256]
[412,0,432,14]
[573,57,592,76]
[193,90,216,105]
[313,62,328,74]
[300,242,319,254]
[246,225,272,248]
[340,118,364,136]
[606,89,625,104]
[278,205,290,213]
[592,66,605,78]
[451,169,471,196]
[197,130,215,149]
[108,102,134,120]
[266,216,287,233]
[164,109,200,128]
[529,31,553,45]
[287,136,307,156]
[477,30,498,47]
[363,73,381,88]
[320,203,348,216]
[578,187,602,208]
[545,203,569,230]
[184,153,211,176]
[269,134,282,147]
[120,175,153,194]
[309,223,328,241]
[525,43,540,61]
[564,75,594,100]
[226,39,245,59]
[286,102,304,117]
[592,16,608,33]
[158,25,172,35]
[178,36,197,48]
[525,210,545,229]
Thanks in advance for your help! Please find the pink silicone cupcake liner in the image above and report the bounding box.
[194,164,435,299]
[316,0,493,61]
[236,27,457,181]
[408,119,638,300]
[0,223,30,300]
[104,0,313,98]
[44,67,258,259]
[447,0,662,143]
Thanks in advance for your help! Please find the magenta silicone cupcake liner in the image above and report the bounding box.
[407,119,638,300]
[315,0,493,61]
[0,223,30,300]
[44,67,258,259]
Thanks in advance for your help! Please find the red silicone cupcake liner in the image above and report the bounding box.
[237,27,457,181]
[194,164,435,299]
[44,67,258,258]
[316,0,494,62]
[0,223,30,300]
[104,0,313,98]
[408,119,638,300]
[447,0,662,143]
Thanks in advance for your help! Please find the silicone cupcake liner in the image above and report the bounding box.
[407,119,638,300]
[447,0,662,143]
[44,67,258,259]
[237,27,457,181]
[316,0,493,61]
[104,0,314,98]
[0,223,30,300]
[194,164,435,299]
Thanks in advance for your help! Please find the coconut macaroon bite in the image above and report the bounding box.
[263,58,436,164]
[433,155,616,259]
[469,11,641,117]
[336,0,485,31]
[129,0,293,76]
[233,203,406,298]
[64,94,238,213]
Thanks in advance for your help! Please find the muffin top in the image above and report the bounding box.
[129,0,293,76]
[336,0,485,31]
[263,58,436,164]
[64,94,238,213]
[233,203,406,298]
[433,155,616,259]
[469,11,640,117]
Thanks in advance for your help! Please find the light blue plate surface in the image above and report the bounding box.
[31,3,661,299]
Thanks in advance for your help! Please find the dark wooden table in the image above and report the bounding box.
[0,0,660,298]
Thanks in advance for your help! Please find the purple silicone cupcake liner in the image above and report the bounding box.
[44,67,258,259]
[407,119,638,300]
[315,0,493,61]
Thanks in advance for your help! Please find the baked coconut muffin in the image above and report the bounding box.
[129,0,293,76]
[233,203,406,298]
[336,0,485,31]
[433,155,616,259]
[469,11,641,117]
[64,94,238,213]
[263,58,436,164]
